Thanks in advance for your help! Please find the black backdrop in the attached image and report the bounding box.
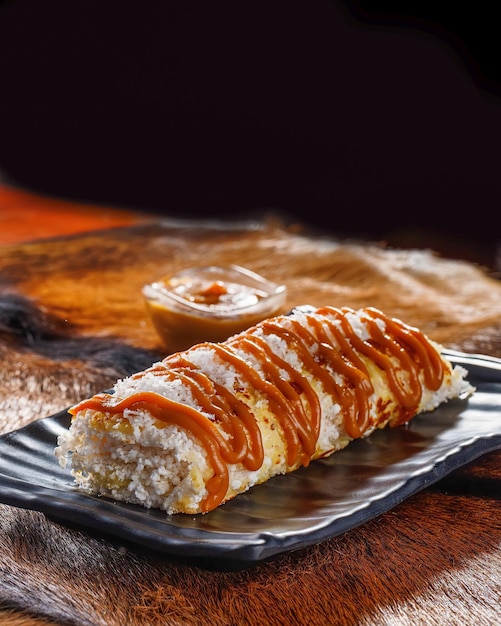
[0,0,500,241]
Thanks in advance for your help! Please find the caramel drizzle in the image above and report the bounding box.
[70,307,444,512]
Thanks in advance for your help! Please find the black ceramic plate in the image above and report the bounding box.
[0,350,500,568]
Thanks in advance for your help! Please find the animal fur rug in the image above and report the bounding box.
[1,218,500,626]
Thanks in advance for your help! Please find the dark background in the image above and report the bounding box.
[0,0,500,242]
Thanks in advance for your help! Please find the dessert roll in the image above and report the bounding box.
[55,306,474,514]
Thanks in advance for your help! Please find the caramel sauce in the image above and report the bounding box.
[70,307,445,512]
[188,280,232,305]
[144,268,287,353]
[145,298,274,353]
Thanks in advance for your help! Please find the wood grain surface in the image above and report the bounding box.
[1,213,500,625]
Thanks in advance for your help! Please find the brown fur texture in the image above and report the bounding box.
[1,218,501,625]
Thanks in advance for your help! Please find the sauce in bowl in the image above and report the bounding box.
[143,265,287,353]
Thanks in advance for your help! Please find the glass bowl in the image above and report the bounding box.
[143,265,287,353]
